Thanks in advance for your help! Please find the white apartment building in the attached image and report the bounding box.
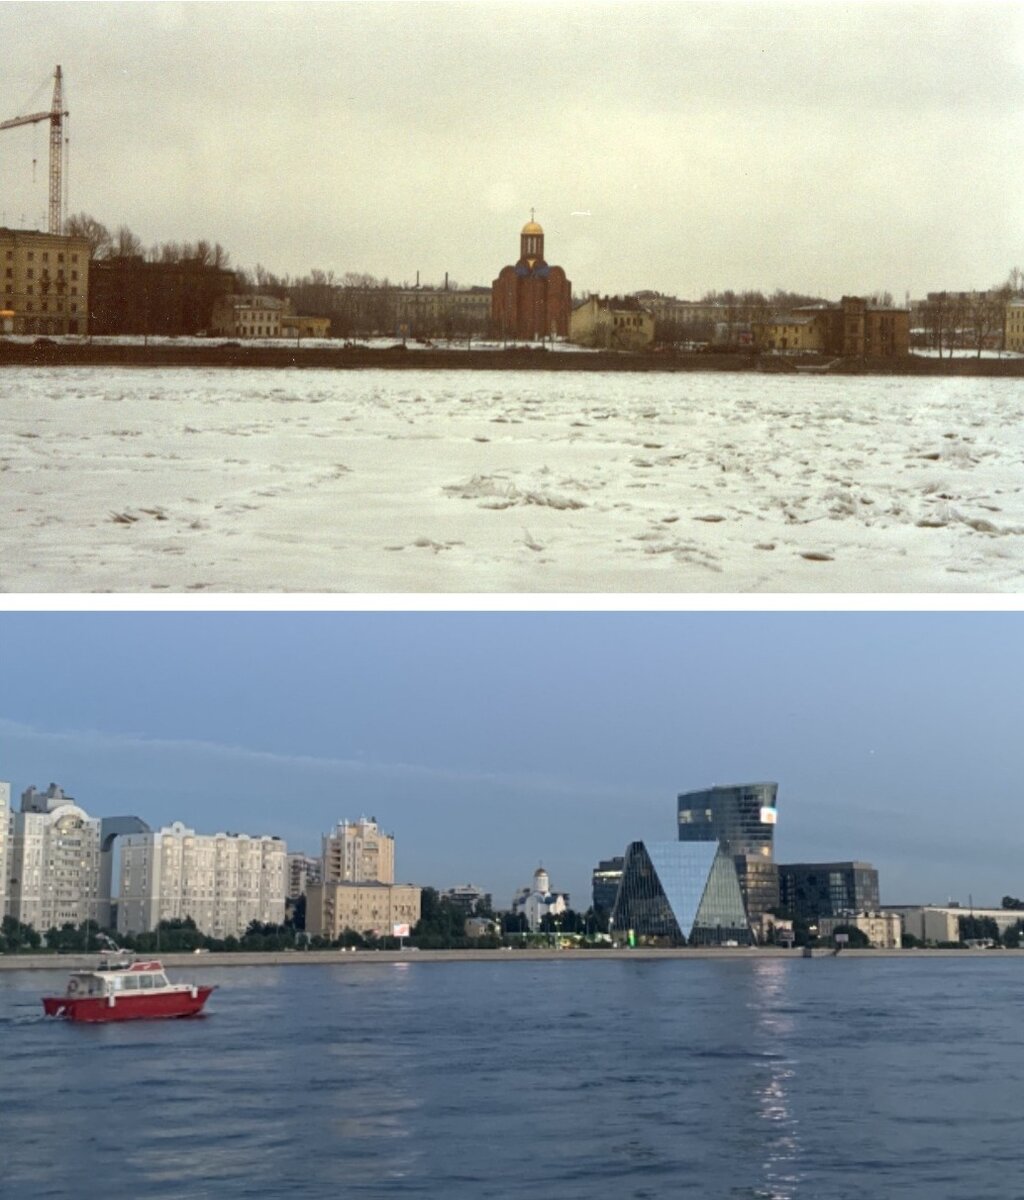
[0,780,10,918]
[7,784,102,931]
[322,817,394,885]
[118,821,287,938]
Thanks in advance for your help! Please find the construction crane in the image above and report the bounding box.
[0,65,68,235]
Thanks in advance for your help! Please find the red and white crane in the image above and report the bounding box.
[0,65,68,235]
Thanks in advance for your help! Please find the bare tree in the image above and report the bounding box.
[64,211,112,259]
[112,225,144,258]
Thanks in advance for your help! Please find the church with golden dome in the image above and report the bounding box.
[491,213,571,341]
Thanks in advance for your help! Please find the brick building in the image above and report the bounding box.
[492,214,571,341]
[89,256,235,336]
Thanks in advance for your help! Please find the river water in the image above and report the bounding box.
[1,956,1020,1198]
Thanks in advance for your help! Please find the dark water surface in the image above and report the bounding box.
[1,957,1021,1199]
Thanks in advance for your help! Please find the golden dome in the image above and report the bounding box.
[521,219,544,236]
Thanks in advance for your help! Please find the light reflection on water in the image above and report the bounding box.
[2,958,1022,1198]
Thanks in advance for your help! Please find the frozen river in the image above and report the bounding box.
[2,365,1022,592]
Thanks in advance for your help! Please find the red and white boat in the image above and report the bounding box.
[42,956,215,1023]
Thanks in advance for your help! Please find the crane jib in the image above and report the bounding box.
[0,65,68,235]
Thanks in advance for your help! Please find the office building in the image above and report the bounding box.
[611,841,752,946]
[677,782,779,924]
[818,912,901,949]
[777,861,880,921]
[89,255,235,336]
[591,857,624,914]
[117,821,287,937]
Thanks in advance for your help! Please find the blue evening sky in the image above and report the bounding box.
[0,611,1018,908]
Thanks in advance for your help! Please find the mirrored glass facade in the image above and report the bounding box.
[677,782,780,925]
[778,861,880,921]
[677,782,778,857]
[611,841,752,946]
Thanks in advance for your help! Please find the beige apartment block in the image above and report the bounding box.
[7,784,102,931]
[570,295,655,350]
[210,293,284,338]
[0,227,90,334]
[322,817,394,885]
[118,821,287,938]
[306,881,422,940]
[819,912,902,949]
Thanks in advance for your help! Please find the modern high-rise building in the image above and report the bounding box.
[591,857,624,914]
[777,861,880,922]
[677,782,780,925]
[322,817,394,885]
[7,784,103,931]
[611,841,752,946]
[117,821,287,937]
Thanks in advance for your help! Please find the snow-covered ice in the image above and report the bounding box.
[2,365,1023,593]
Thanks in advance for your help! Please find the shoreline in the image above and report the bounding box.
[2,946,1021,970]
[2,341,1022,376]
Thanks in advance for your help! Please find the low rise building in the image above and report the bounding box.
[306,880,422,940]
[117,821,286,937]
[0,226,90,334]
[778,861,880,921]
[570,294,655,350]
[818,911,902,949]
[1005,299,1024,352]
[752,314,825,353]
[279,313,331,339]
[889,905,1024,945]
[210,293,285,339]
[464,916,499,939]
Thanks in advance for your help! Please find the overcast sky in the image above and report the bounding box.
[1,610,1021,908]
[2,1,1021,299]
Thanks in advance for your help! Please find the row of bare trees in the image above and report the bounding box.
[919,271,1023,357]
[65,212,231,271]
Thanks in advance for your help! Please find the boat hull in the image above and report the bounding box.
[42,986,214,1023]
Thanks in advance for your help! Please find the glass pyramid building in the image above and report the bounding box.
[610,840,752,946]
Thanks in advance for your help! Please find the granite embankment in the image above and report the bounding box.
[1,947,1016,969]
[2,339,1023,375]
